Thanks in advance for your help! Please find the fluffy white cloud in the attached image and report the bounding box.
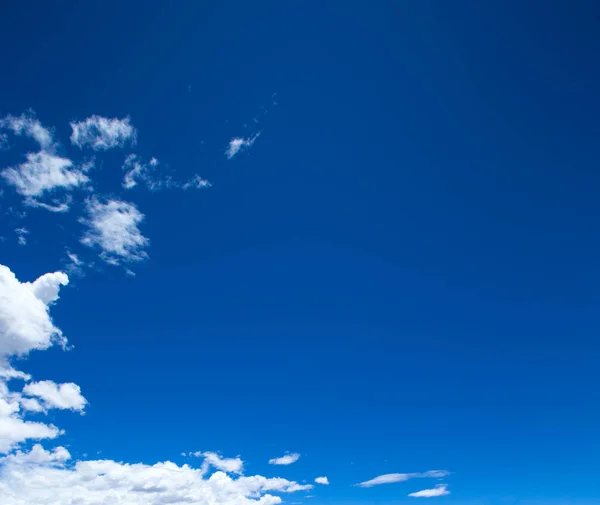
[268,453,300,466]
[70,115,136,150]
[22,381,87,413]
[0,446,312,505]
[314,476,329,485]
[0,265,68,358]
[356,471,449,488]
[226,133,260,159]
[198,452,244,474]
[0,265,72,453]
[0,113,53,150]
[80,197,149,264]
[408,485,450,498]
[1,151,88,198]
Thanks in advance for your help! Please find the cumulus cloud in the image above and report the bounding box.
[268,453,300,466]
[0,265,68,358]
[0,450,312,505]
[0,265,71,453]
[356,471,449,488]
[22,381,87,413]
[70,115,136,150]
[226,133,260,159]
[1,151,88,199]
[0,112,53,150]
[315,476,329,485]
[80,197,149,264]
[198,452,244,474]
[408,485,450,498]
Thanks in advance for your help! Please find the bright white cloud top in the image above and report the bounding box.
[80,197,149,264]
[356,471,449,488]
[70,115,136,150]
[408,484,450,498]
[315,476,329,485]
[268,453,300,466]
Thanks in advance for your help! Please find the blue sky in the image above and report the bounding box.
[0,1,599,504]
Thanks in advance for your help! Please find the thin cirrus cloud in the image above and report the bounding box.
[0,263,315,504]
[79,197,149,265]
[408,484,450,498]
[356,471,449,488]
[70,115,136,150]
[269,453,300,465]
[225,132,260,159]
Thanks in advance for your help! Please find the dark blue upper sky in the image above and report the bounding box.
[1,1,599,504]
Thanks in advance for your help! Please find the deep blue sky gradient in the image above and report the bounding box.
[1,1,600,503]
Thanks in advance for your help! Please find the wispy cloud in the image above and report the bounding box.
[226,132,260,159]
[25,195,72,213]
[356,471,449,488]
[70,115,136,150]
[182,174,212,190]
[0,112,54,150]
[80,197,149,264]
[123,154,211,191]
[315,476,329,485]
[269,453,300,465]
[408,484,450,498]
[15,228,28,246]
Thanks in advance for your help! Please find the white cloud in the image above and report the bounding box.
[70,115,136,150]
[15,228,28,246]
[182,174,212,190]
[0,112,53,150]
[22,381,87,413]
[0,447,312,505]
[314,476,329,485]
[122,154,159,190]
[356,471,449,488]
[24,195,72,213]
[80,197,149,264]
[268,453,300,466]
[0,265,68,358]
[199,452,244,474]
[20,398,44,413]
[123,154,211,191]
[226,133,260,159]
[1,151,88,198]
[409,485,450,498]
